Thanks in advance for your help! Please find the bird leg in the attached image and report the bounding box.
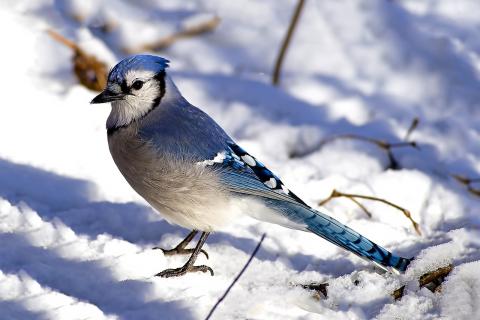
[156,232,214,278]
[153,229,209,259]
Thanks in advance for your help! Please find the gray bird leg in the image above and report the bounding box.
[156,232,214,278]
[153,230,209,259]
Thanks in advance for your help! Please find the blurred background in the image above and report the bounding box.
[1,1,479,319]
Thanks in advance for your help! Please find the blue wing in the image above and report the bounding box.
[206,142,411,272]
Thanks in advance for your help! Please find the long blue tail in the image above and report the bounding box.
[265,199,411,272]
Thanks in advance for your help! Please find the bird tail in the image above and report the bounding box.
[304,208,411,273]
[265,199,412,273]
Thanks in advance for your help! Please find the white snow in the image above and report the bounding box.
[1,0,480,319]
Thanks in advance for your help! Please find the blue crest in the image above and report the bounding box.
[108,54,170,83]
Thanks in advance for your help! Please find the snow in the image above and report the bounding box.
[1,0,480,319]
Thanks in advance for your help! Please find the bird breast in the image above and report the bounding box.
[107,125,235,231]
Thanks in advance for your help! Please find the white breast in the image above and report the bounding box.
[107,125,239,231]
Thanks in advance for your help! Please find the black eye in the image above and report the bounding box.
[131,80,144,90]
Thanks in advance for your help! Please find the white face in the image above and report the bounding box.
[105,69,165,130]
[122,69,161,104]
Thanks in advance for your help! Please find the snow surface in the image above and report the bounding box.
[1,0,480,319]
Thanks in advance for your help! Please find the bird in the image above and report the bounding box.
[91,54,411,278]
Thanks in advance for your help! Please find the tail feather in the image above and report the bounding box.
[267,199,411,272]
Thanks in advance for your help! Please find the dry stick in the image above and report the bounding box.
[301,265,453,301]
[47,29,78,50]
[204,233,267,320]
[404,117,420,141]
[319,134,418,169]
[392,264,453,300]
[346,196,372,218]
[300,282,329,299]
[451,174,480,197]
[319,189,421,235]
[272,0,305,85]
[47,29,108,92]
[125,16,221,54]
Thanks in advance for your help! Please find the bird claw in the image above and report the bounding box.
[155,264,214,278]
[153,246,209,259]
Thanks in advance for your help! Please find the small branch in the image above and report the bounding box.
[204,233,267,320]
[125,16,221,54]
[392,264,453,300]
[47,29,108,92]
[47,29,77,50]
[346,196,372,218]
[300,265,453,302]
[272,0,305,86]
[300,282,329,300]
[404,117,419,141]
[452,174,480,197]
[317,134,418,170]
[319,189,421,235]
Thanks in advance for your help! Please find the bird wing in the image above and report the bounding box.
[200,142,411,272]
[200,142,309,208]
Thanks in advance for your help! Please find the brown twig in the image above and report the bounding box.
[300,265,452,302]
[451,174,480,197]
[204,233,267,320]
[404,117,419,141]
[392,264,453,300]
[47,29,77,50]
[319,189,421,235]
[272,0,305,85]
[317,134,418,170]
[300,282,329,300]
[125,16,221,54]
[47,29,108,92]
[347,197,372,218]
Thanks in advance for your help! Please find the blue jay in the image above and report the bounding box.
[91,55,411,278]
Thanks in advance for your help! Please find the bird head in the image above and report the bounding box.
[91,54,171,130]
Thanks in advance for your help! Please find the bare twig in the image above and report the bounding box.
[125,16,221,54]
[392,264,453,300]
[205,233,267,320]
[47,29,108,91]
[47,29,77,50]
[319,189,421,235]
[317,134,418,169]
[452,174,480,197]
[404,117,419,141]
[347,196,373,218]
[299,265,452,302]
[272,0,305,85]
[300,282,329,300]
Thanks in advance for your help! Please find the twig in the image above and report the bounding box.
[204,233,267,320]
[392,264,453,300]
[47,29,108,92]
[272,0,305,85]
[317,134,418,169]
[300,282,329,300]
[404,117,419,141]
[346,196,372,218]
[319,189,421,235]
[300,265,452,302]
[125,16,221,54]
[451,174,480,197]
[47,29,77,50]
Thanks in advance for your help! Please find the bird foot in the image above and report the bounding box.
[155,264,214,278]
[153,246,209,259]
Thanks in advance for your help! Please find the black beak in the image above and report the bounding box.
[90,90,125,104]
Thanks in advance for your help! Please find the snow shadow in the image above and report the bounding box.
[0,300,44,320]
[0,233,194,320]
[0,158,95,212]
[0,158,368,276]
[1,157,473,293]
